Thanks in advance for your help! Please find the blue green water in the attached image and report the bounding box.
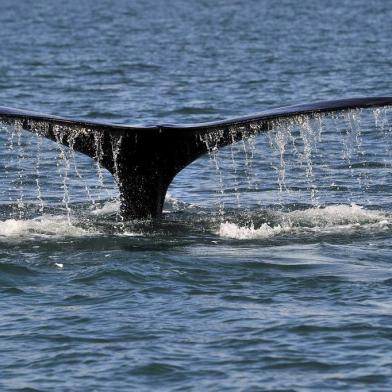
[1,0,392,390]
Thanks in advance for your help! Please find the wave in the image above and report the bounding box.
[0,201,390,242]
[0,200,145,240]
[88,200,120,216]
[0,215,97,239]
[219,204,391,240]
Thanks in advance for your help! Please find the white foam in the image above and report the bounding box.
[120,230,143,237]
[0,215,96,239]
[285,203,387,227]
[89,200,120,216]
[219,222,290,239]
[219,204,391,239]
[163,193,196,213]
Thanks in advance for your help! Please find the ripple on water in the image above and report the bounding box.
[0,0,392,390]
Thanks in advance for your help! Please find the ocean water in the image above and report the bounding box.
[1,0,392,390]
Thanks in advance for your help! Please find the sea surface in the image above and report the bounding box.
[1,0,392,390]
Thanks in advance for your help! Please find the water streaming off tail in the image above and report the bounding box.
[171,107,392,236]
[0,121,118,222]
[0,107,391,239]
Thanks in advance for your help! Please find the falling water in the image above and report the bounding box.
[68,131,96,206]
[110,134,124,222]
[0,107,391,224]
[93,131,112,201]
[0,120,118,223]
[15,124,25,217]
[185,107,392,221]
[229,143,241,208]
[201,129,227,217]
[54,127,72,222]
[35,133,44,212]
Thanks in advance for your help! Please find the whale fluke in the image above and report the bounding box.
[0,97,391,219]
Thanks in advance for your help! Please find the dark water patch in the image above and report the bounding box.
[1,287,26,295]
[263,358,339,371]
[62,293,115,306]
[240,260,319,271]
[220,294,274,304]
[335,161,392,169]
[130,362,185,376]
[0,262,40,288]
[139,286,175,295]
[0,262,38,277]
[381,278,392,286]
[288,323,373,335]
[83,111,126,120]
[70,268,147,286]
[329,373,389,385]
[164,106,218,116]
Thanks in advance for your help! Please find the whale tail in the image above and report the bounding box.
[0,97,391,219]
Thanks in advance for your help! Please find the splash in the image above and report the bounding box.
[219,221,289,239]
[0,120,118,223]
[89,200,120,216]
[219,204,391,240]
[0,215,97,239]
[201,129,227,215]
[0,106,391,227]
[197,107,392,212]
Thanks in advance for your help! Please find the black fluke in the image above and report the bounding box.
[0,97,391,219]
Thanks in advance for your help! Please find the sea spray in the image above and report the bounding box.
[219,204,391,240]
[110,134,125,224]
[201,129,226,217]
[35,133,44,212]
[0,120,118,221]
[0,107,391,223]
[168,107,392,218]
[68,130,96,206]
[54,126,72,223]
[229,141,241,208]
[16,124,25,217]
[0,215,97,239]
